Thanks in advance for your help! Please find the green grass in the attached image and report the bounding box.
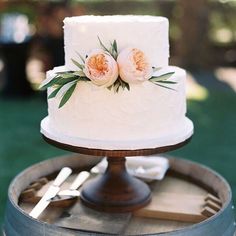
[0,94,68,225]
[0,89,236,226]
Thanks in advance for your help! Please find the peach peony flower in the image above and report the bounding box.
[117,48,153,83]
[84,49,118,87]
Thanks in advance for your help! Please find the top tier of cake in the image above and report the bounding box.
[64,15,169,71]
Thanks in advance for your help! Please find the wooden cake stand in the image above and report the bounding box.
[43,135,192,213]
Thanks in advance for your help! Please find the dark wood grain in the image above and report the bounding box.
[42,135,192,157]
[80,157,151,212]
[5,155,235,235]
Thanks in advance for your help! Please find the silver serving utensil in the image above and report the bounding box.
[29,167,72,219]
[58,171,90,197]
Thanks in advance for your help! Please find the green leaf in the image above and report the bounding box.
[48,86,62,99]
[120,79,130,91]
[121,81,125,89]
[97,36,110,53]
[56,71,74,75]
[109,40,118,59]
[76,51,85,63]
[113,40,118,53]
[59,73,77,79]
[151,81,176,91]
[40,76,63,90]
[109,78,130,93]
[59,83,77,108]
[98,36,118,59]
[41,67,91,95]
[149,72,175,82]
[107,85,113,91]
[42,71,82,90]
[115,86,120,93]
[71,59,84,70]
[116,78,124,89]
[73,71,86,77]
[111,51,118,60]
[113,79,120,93]
[109,43,113,53]
[77,77,90,82]
[54,76,78,85]
[125,82,130,91]
[156,80,177,84]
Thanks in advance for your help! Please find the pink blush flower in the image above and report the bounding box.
[117,48,153,84]
[84,49,118,87]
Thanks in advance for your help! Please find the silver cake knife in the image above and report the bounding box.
[29,167,72,219]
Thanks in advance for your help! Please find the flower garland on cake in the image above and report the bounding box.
[40,37,176,108]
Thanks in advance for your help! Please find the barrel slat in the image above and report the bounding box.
[4,155,236,235]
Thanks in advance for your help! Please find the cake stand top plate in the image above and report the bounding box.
[41,116,193,157]
[42,134,192,157]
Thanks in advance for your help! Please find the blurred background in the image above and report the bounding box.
[0,0,236,226]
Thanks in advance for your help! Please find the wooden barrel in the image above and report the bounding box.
[4,154,236,236]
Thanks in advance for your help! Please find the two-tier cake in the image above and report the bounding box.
[40,15,193,150]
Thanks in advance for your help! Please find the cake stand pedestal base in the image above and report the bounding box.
[42,135,192,213]
[80,156,151,212]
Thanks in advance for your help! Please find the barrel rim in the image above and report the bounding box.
[145,157,234,235]
[6,155,234,235]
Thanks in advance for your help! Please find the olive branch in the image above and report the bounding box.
[149,69,177,91]
[40,37,177,108]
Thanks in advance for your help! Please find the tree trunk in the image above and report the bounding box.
[176,0,210,69]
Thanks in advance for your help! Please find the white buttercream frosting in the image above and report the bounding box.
[63,15,169,70]
[41,15,194,150]
[43,66,193,149]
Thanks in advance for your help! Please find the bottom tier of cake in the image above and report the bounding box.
[42,66,193,150]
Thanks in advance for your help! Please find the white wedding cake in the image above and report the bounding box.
[40,15,193,150]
